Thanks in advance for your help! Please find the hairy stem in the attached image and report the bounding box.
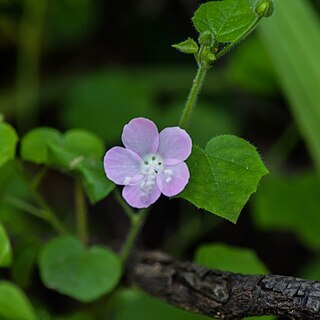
[179,64,208,129]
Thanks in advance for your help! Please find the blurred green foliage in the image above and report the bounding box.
[0,0,319,319]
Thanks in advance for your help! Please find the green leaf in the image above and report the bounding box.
[21,127,62,164]
[0,123,18,168]
[104,289,209,320]
[259,0,320,174]
[48,130,114,203]
[0,281,37,320]
[0,223,12,267]
[22,127,114,203]
[62,129,105,159]
[253,173,320,250]
[39,236,122,302]
[12,243,39,288]
[192,0,256,43]
[172,38,199,54]
[195,243,268,274]
[77,159,114,203]
[179,135,268,223]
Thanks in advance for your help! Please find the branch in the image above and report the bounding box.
[126,251,320,320]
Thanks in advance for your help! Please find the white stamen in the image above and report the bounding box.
[164,169,173,175]
[139,153,164,197]
[124,176,131,185]
[165,177,172,183]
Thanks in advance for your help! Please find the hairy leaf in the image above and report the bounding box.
[180,135,268,223]
[172,38,199,54]
[192,0,256,42]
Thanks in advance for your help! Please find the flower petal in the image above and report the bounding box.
[122,118,159,157]
[123,182,161,208]
[158,127,192,165]
[104,147,142,185]
[156,162,190,197]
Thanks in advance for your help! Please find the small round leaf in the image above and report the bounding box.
[0,281,37,320]
[39,236,122,302]
[0,123,18,168]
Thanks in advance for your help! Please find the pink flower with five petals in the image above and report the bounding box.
[104,117,192,208]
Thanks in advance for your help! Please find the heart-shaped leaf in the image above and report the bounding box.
[179,135,268,223]
[39,236,122,302]
[192,0,256,43]
[0,223,12,267]
[0,281,37,320]
[0,122,18,168]
[21,127,62,164]
[21,128,114,203]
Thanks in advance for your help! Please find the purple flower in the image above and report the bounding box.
[104,117,192,208]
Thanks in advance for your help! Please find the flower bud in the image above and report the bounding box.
[255,0,274,17]
[198,31,215,48]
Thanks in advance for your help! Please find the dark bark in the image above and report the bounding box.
[126,251,320,319]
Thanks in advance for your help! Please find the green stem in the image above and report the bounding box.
[179,64,208,129]
[74,179,88,243]
[215,17,262,60]
[31,166,48,189]
[13,161,66,234]
[113,188,135,220]
[119,209,149,263]
[4,195,43,218]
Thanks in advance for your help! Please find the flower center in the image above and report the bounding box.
[142,154,163,175]
[139,154,164,197]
